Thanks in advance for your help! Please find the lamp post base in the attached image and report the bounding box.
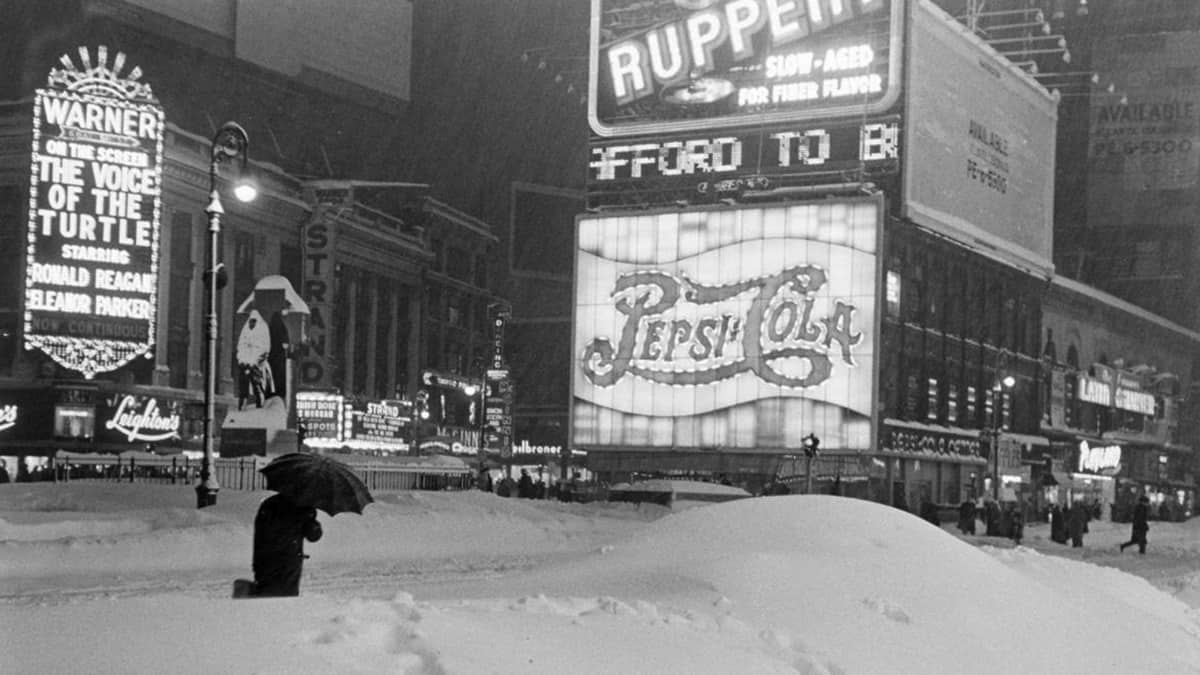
[195,484,220,508]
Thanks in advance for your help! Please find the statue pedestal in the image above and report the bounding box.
[221,396,289,456]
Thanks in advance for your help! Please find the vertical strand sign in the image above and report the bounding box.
[24,46,165,378]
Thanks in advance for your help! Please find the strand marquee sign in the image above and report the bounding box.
[24,46,165,378]
[588,0,902,138]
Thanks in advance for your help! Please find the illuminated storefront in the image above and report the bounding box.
[0,382,209,478]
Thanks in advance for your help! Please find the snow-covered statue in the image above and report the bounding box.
[236,309,275,409]
[233,276,310,412]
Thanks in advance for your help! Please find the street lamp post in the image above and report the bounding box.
[465,379,488,487]
[411,389,429,456]
[990,367,1017,502]
[196,122,254,509]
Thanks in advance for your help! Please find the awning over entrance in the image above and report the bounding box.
[1041,471,1072,487]
[586,450,784,475]
[1001,432,1050,447]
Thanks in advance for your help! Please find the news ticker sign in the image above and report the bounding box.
[589,118,899,182]
[24,47,165,378]
[588,0,902,137]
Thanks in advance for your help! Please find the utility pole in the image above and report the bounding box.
[803,433,820,494]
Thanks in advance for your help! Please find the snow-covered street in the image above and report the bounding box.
[3,484,1200,674]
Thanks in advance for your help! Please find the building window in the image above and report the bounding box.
[331,265,351,390]
[167,211,194,389]
[447,293,465,328]
[927,377,940,422]
[474,253,488,288]
[353,272,373,396]
[966,386,977,427]
[280,242,302,294]
[945,264,963,337]
[948,383,959,424]
[446,245,471,282]
[394,290,411,399]
[233,231,256,309]
[54,405,95,439]
[375,284,392,399]
[885,269,901,318]
[905,374,921,420]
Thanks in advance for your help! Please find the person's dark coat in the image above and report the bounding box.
[1049,504,1067,544]
[919,499,940,526]
[1009,507,1025,545]
[517,471,535,499]
[984,500,1002,536]
[957,500,977,534]
[1066,502,1088,547]
[252,493,322,597]
[496,476,513,497]
[1132,500,1150,534]
[1121,498,1150,554]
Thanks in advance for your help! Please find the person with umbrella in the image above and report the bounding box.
[252,492,323,597]
[247,452,374,597]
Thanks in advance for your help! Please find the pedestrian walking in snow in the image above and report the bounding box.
[1009,505,1024,545]
[1049,503,1067,544]
[252,493,323,597]
[957,499,977,535]
[1066,500,1089,548]
[517,469,534,499]
[984,498,1002,536]
[919,496,940,527]
[1119,495,1150,555]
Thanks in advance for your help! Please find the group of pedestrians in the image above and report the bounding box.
[1048,500,1093,547]
[947,494,1155,554]
[952,497,1026,544]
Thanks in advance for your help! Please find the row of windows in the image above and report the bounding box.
[886,243,1039,358]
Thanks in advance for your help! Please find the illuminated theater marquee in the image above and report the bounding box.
[589,0,902,137]
[24,47,165,378]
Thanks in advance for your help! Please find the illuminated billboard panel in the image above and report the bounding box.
[24,47,165,378]
[572,199,880,452]
[588,0,903,137]
[902,0,1056,272]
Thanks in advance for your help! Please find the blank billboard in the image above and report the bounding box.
[902,0,1057,273]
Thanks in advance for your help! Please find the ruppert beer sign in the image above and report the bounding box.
[24,46,165,378]
[588,0,902,137]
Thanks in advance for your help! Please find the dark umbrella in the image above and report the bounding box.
[259,453,374,516]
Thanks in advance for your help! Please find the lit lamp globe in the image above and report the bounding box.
[233,179,258,203]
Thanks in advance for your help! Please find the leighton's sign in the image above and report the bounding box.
[102,394,180,442]
[588,0,902,137]
[25,46,165,378]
